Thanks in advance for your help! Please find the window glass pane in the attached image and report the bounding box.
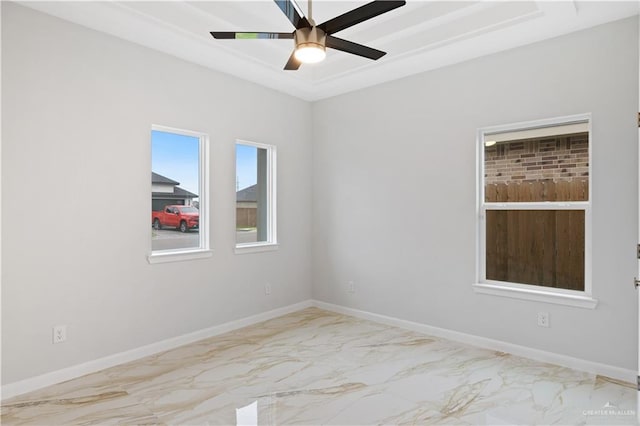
[236,143,269,244]
[484,132,589,202]
[151,130,200,252]
[485,210,585,291]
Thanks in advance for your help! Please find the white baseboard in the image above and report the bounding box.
[311,300,636,384]
[1,300,313,401]
[3,299,634,401]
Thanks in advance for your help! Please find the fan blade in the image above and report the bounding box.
[284,51,302,70]
[210,32,293,40]
[274,0,311,29]
[326,35,386,60]
[318,0,405,35]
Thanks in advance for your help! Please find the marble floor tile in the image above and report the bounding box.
[0,372,159,425]
[324,390,418,425]
[2,307,637,425]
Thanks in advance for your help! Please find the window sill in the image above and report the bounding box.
[235,243,279,255]
[472,282,598,309]
[148,249,213,264]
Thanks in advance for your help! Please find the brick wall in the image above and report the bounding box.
[484,133,588,185]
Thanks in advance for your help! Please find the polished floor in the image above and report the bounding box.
[1,307,637,425]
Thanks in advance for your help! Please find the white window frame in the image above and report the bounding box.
[235,139,278,254]
[473,114,597,309]
[148,125,211,264]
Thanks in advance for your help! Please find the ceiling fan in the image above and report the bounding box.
[210,0,406,70]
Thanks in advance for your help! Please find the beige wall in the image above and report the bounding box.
[151,183,174,193]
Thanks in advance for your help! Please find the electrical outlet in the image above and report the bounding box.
[537,312,549,328]
[265,283,272,295]
[348,281,355,293]
[53,325,67,344]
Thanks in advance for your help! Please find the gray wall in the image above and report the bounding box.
[2,3,312,384]
[312,17,639,370]
[2,2,638,386]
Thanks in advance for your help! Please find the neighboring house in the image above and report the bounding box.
[152,172,198,212]
[236,184,257,228]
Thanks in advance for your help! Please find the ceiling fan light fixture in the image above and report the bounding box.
[210,0,407,70]
[294,27,327,64]
[294,43,326,63]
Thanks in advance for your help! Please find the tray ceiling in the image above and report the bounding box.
[18,1,640,101]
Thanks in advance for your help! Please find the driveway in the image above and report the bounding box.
[151,229,259,251]
[152,229,199,251]
[236,229,257,244]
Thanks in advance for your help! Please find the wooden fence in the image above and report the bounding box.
[236,207,257,228]
[485,179,588,202]
[484,180,586,291]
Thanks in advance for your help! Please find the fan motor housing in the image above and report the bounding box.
[294,26,327,51]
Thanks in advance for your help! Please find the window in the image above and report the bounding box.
[474,115,596,308]
[149,125,210,263]
[235,140,277,252]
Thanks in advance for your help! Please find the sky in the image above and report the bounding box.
[236,144,257,190]
[151,130,258,196]
[152,130,200,195]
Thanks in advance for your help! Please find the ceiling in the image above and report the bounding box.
[19,1,640,101]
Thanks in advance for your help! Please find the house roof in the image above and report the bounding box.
[236,184,257,202]
[152,186,198,199]
[152,172,197,198]
[152,172,179,185]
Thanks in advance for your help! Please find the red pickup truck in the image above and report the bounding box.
[152,205,199,232]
